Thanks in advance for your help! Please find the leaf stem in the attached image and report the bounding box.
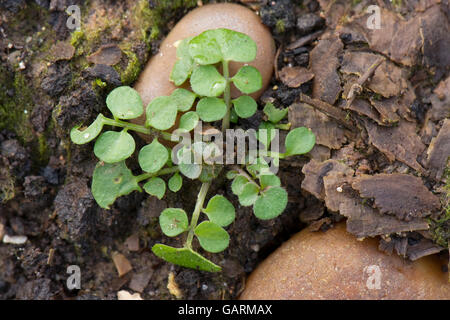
[136,166,180,183]
[221,60,232,131]
[185,182,211,249]
[267,151,286,159]
[275,123,291,130]
[233,166,259,187]
[101,115,174,141]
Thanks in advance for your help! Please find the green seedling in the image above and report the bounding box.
[70,28,316,272]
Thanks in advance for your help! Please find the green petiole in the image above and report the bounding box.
[136,166,180,183]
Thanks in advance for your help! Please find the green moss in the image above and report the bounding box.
[429,162,450,248]
[275,19,286,34]
[135,0,199,42]
[93,78,107,89]
[118,50,141,85]
[0,66,34,143]
[0,166,15,203]
[70,30,85,48]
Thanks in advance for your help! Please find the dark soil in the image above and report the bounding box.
[0,0,449,300]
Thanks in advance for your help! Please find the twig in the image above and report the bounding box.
[345,56,385,109]
[274,44,283,80]
[286,30,324,51]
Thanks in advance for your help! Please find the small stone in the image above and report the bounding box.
[112,252,133,277]
[124,234,140,252]
[117,290,143,300]
[18,61,26,70]
[3,234,28,245]
[129,271,152,293]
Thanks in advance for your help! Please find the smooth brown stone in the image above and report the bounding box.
[133,3,275,131]
[240,223,449,300]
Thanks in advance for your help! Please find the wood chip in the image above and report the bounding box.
[426,118,450,180]
[363,119,426,172]
[279,66,314,88]
[112,252,132,277]
[352,174,441,220]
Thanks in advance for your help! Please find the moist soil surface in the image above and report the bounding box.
[0,0,449,299]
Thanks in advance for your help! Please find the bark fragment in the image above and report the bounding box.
[352,173,441,220]
[279,66,314,88]
[301,159,354,201]
[289,103,347,150]
[426,118,450,180]
[363,119,426,172]
[309,35,343,104]
[323,173,429,238]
